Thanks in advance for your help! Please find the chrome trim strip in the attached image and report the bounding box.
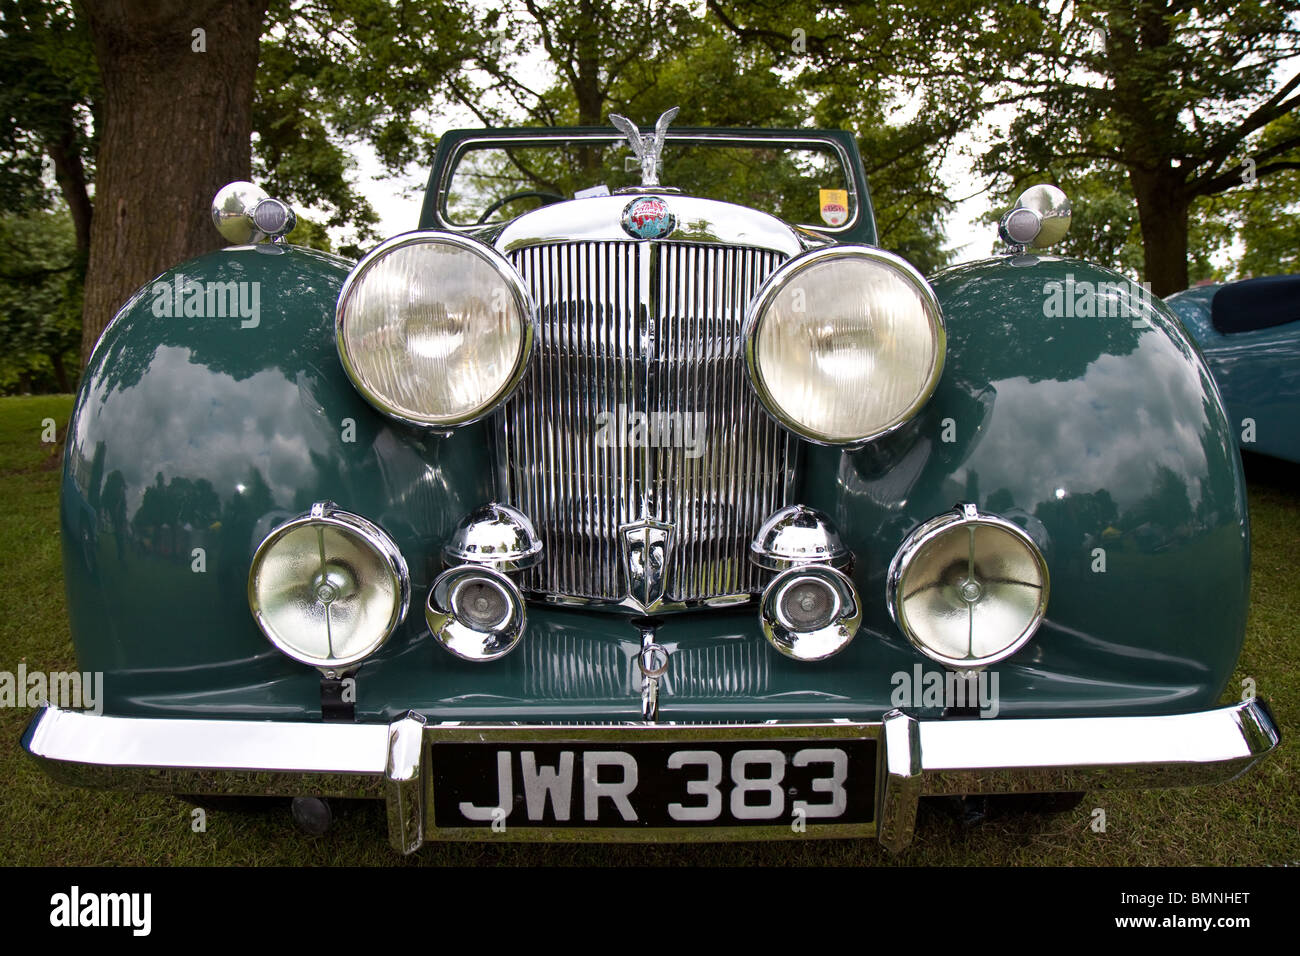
[22,699,1278,853]
[495,195,804,257]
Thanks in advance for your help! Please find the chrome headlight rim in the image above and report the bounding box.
[335,230,537,429]
[759,564,863,663]
[247,503,411,671]
[886,504,1050,670]
[742,244,946,448]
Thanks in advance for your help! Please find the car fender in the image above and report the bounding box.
[61,245,494,713]
[799,254,1249,712]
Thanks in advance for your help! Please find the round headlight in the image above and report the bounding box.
[337,232,535,427]
[887,504,1049,669]
[743,245,944,445]
[248,504,410,671]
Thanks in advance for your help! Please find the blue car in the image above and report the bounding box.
[1167,277,1300,464]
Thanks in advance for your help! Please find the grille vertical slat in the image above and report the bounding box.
[499,240,795,605]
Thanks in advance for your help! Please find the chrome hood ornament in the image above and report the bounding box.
[609,107,679,187]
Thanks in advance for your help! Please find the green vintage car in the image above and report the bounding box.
[23,113,1279,852]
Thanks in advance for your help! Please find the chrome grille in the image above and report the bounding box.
[522,632,771,699]
[497,240,796,605]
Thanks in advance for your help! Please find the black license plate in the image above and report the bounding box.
[427,729,877,836]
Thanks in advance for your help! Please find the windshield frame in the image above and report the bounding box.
[420,127,876,245]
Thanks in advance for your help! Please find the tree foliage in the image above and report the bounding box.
[254,0,488,255]
[13,0,1298,389]
[0,0,97,251]
[0,209,81,393]
[704,0,1048,273]
[977,0,1300,295]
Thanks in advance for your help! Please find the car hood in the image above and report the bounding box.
[493,193,806,257]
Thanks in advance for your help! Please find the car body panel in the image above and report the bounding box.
[62,245,1248,724]
[1166,282,1300,464]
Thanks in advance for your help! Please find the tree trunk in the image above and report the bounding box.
[49,352,72,394]
[45,124,93,260]
[1129,166,1190,297]
[79,0,268,366]
[573,0,603,129]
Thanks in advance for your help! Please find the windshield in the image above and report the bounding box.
[442,136,856,231]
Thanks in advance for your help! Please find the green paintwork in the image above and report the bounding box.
[803,255,1249,717]
[59,142,1248,726]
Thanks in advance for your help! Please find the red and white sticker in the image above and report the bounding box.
[820,188,849,227]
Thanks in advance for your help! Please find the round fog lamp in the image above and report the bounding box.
[248,504,410,671]
[887,504,1049,669]
[759,565,862,662]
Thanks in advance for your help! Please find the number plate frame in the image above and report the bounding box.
[424,722,880,842]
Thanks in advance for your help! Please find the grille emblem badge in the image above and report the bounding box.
[620,519,675,611]
[621,197,676,239]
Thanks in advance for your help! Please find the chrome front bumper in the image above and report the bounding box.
[21,699,1280,854]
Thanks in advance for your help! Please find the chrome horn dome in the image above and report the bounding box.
[443,502,543,572]
[750,504,850,571]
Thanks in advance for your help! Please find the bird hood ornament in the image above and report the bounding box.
[609,107,679,188]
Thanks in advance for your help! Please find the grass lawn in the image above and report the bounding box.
[1,394,1295,866]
